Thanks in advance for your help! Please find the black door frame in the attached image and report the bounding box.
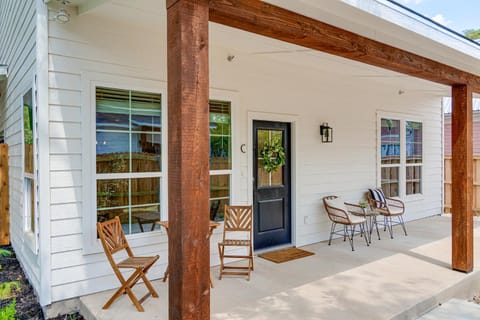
[251,119,293,250]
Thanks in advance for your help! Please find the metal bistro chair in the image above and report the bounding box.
[97,217,159,312]
[218,205,254,281]
[323,196,369,251]
[367,188,408,239]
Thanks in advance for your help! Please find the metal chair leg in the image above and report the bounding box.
[328,222,336,245]
[361,223,370,246]
[373,215,381,240]
[363,216,370,242]
[399,215,408,236]
[348,225,355,251]
[387,216,394,239]
[369,215,380,241]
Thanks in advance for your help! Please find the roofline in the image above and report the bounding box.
[210,0,480,92]
[386,0,480,48]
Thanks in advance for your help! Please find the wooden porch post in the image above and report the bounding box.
[167,0,210,319]
[451,84,474,273]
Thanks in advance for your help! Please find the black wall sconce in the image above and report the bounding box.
[320,123,333,143]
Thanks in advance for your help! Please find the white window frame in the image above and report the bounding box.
[21,76,39,253]
[405,120,423,197]
[209,89,239,217]
[377,112,424,201]
[209,112,232,219]
[82,72,168,254]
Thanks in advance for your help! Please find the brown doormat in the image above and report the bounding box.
[258,247,314,263]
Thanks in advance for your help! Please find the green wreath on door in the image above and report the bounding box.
[260,137,286,173]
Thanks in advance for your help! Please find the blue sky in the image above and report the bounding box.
[396,0,479,34]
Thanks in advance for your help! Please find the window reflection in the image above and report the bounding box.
[406,121,422,164]
[210,175,230,221]
[96,87,162,235]
[381,119,400,165]
[210,101,231,170]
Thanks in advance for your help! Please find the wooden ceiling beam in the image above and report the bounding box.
[209,0,480,93]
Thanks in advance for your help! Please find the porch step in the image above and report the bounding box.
[417,299,480,320]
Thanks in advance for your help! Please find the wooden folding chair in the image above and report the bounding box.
[218,205,254,280]
[97,217,159,312]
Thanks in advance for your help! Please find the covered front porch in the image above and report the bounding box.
[80,216,480,320]
[42,0,480,317]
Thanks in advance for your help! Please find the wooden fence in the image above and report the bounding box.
[444,156,480,215]
[0,144,9,245]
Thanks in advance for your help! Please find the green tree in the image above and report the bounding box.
[464,29,480,40]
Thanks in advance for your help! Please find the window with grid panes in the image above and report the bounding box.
[95,87,162,235]
[209,100,232,221]
[380,117,422,198]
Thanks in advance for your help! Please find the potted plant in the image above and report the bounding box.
[358,200,369,209]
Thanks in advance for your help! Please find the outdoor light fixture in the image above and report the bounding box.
[320,123,333,143]
[55,0,71,24]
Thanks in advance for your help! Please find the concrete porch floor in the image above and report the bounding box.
[80,215,480,320]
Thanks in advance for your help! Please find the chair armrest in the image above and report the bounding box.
[344,202,366,217]
[344,202,361,208]
[386,197,404,208]
[368,198,387,209]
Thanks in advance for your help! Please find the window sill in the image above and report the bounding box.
[83,229,166,255]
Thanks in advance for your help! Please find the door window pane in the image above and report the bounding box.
[257,129,284,187]
[210,175,230,221]
[381,119,400,165]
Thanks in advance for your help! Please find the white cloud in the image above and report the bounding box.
[431,13,451,26]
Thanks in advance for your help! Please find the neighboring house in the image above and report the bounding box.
[444,98,480,156]
[1,0,480,315]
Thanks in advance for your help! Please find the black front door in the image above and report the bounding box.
[253,120,291,250]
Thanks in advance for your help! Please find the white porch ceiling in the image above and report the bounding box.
[63,0,460,95]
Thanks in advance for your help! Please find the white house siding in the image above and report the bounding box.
[47,7,443,302]
[0,0,41,293]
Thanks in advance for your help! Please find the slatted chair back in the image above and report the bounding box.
[97,216,133,258]
[323,195,351,224]
[223,205,253,234]
[218,205,254,280]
